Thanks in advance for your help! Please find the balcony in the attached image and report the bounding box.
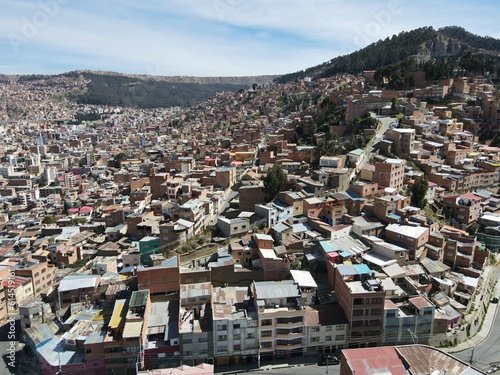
[275,342,303,350]
[275,331,303,339]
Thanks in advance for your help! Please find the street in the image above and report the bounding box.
[453,301,500,372]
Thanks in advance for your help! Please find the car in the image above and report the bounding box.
[320,354,340,366]
[491,297,499,304]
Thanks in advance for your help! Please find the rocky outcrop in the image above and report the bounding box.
[415,33,468,63]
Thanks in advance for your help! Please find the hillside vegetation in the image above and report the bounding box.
[276,26,500,85]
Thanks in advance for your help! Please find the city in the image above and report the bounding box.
[0,17,500,375]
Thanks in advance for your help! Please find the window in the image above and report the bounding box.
[353,298,363,305]
[233,334,241,340]
[336,325,344,331]
[325,336,332,341]
[217,345,228,352]
[234,324,240,329]
[370,309,382,316]
[261,330,272,337]
[326,326,332,332]
[311,337,320,343]
[247,333,255,339]
[353,309,364,316]
[311,327,320,332]
[217,324,227,331]
[335,335,345,340]
[217,335,227,341]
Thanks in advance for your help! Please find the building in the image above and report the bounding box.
[57,274,101,308]
[373,159,406,192]
[385,224,429,261]
[217,217,250,238]
[305,304,349,355]
[334,264,385,348]
[383,128,415,157]
[382,296,435,345]
[179,282,213,365]
[12,259,55,297]
[251,280,306,360]
[211,286,259,365]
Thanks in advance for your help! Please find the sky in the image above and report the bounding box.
[1,0,499,77]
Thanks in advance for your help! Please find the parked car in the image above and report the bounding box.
[320,354,340,366]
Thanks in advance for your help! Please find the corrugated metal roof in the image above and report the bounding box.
[254,280,300,299]
[109,299,127,330]
[123,321,143,338]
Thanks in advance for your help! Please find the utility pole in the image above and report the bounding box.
[470,347,474,365]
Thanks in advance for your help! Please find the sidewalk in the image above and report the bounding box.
[442,274,500,354]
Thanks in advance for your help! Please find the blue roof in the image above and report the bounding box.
[320,241,340,253]
[354,264,371,275]
[337,264,372,276]
[340,250,354,258]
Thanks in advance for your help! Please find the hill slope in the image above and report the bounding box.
[68,71,278,108]
[275,26,500,83]
[16,70,277,109]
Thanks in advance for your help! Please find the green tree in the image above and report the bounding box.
[114,152,128,167]
[410,175,428,209]
[391,97,399,112]
[263,164,287,202]
[42,215,57,224]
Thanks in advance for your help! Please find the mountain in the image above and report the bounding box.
[16,70,278,109]
[275,26,500,84]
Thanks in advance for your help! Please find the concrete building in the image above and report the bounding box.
[211,286,259,365]
[251,280,306,360]
[385,224,430,261]
[382,296,435,345]
[334,264,385,348]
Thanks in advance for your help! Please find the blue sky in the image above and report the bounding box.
[1,0,499,76]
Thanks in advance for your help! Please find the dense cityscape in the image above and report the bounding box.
[1,26,500,375]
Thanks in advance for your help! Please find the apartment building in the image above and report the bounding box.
[334,264,385,348]
[179,282,213,365]
[305,304,349,355]
[12,259,55,297]
[104,290,151,374]
[383,128,415,157]
[383,296,435,345]
[252,280,306,360]
[211,286,259,365]
[385,224,429,261]
[373,159,406,192]
[442,193,482,226]
[144,300,181,370]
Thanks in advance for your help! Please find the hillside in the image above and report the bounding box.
[15,71,278,109]
[275,26,500,84]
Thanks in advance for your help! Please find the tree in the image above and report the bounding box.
[410,175,428,209]
[391,97,399,112]
[42,215,57,224]
[263,164,287,202]
[114,152,128,168]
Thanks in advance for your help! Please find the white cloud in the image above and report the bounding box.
[0,0,499,75]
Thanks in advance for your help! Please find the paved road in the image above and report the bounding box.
[216,357,340,375]
[453,301,500,371]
